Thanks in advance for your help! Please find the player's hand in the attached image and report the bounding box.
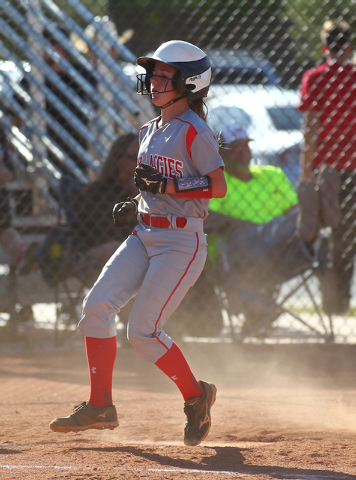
[112,198,138,228]
[134,164,167,194]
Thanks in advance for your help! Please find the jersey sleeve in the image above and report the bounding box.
[190,129,224,175]
[139,124,149,144]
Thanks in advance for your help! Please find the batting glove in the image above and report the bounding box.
[112,198,138,227]
[134,164,167,194]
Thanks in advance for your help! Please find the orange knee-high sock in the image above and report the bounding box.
[85,336,117,408]
[154,341,204,401]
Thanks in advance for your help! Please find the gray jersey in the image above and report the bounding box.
[79,109,223,360]
[137,109,224,220]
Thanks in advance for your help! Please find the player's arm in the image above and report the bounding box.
[207,167,227,198]
[164,166,226,198]
[134,164,227,199]
[300,110,320,181]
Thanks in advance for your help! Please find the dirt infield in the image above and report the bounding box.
[1,335,356,479]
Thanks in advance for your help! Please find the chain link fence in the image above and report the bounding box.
[0,0,355,345]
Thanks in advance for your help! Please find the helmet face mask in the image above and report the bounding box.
[136,71,181,96]
[136,40,211,101]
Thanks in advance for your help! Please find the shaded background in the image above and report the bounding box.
[0,0,355,345]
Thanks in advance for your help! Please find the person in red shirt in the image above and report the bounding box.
[299,19,356,314]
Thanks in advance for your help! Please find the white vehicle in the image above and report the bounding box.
[207,85,303,186]
[207,49,281,86]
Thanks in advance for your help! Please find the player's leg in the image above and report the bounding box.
[127,229,216,445]
[50,233,149,433]
[80,233,149,339]
[127,230,207,359]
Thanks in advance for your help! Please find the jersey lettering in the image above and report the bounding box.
[167,158,175,177]
[157,156,165,174]
[149,154,183,178]
[175,161,184,178]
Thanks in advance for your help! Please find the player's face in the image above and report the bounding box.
[150,61,181,107]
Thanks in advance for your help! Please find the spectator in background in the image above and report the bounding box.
[71,132,139,268]
[0,124,23,264]
[71,16,155,136]
[33,132,139,288]
[0,115,37,273]
[204,124,338,334]
[299,19,356,314]
[43,24,97,177]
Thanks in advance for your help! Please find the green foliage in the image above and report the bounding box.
[105,0,286,54]
[2,0,355,81]
[280,0,356,63]
[56,0,110,20]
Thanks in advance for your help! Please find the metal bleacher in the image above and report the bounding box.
[0,0,155,342]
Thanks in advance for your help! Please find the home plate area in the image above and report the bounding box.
[0,341,356,479]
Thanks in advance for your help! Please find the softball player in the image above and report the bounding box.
[50,40,227,447]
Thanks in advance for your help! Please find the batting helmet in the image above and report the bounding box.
[136,40,212,101]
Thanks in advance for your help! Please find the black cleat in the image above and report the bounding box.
[183,381,217,446]
[50,401,119,433]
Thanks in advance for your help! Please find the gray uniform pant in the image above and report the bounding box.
[79,222,207,362]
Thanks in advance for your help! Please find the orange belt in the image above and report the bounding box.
[141,214,187,229]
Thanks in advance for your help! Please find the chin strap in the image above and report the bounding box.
[159,94,186,109]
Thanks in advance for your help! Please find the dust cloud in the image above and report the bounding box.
[174,341,356,438]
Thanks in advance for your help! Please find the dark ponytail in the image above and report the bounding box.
[188,98,209,122]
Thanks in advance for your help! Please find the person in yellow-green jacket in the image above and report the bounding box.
[204,123,340,336]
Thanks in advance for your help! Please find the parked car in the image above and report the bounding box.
[207,49,282,86]
[207,85,303,186]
